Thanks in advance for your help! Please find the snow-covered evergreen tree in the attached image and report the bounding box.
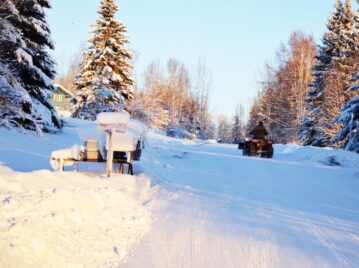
[317,0,359,147]
[15,0,62,132]
[0,0,29,129]
[0,64,33,131]
[0,0,61,133]
[335,74,359,152]
[299,0,344,146]
[72,0,134,120]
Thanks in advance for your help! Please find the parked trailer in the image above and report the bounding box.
[50,112,148,177]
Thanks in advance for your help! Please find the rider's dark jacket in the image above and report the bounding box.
[250,124,268,140]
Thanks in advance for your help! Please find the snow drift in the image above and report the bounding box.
[0,122,154,267]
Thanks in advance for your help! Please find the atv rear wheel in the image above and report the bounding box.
[266,145,274,158]
[243,144,250,156]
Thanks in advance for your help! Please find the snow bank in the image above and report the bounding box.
[203,139,218,144]
[275,144,359,168]
[0,169,153,267]
[56,109,72,118]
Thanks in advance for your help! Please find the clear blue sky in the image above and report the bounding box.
[47,0,353,117]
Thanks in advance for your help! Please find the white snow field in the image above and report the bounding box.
[1,119,359,268]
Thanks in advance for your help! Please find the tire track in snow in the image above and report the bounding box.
[325,215,359,241]
[299,211,353,268]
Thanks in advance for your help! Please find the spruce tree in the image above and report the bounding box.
[335,1,359,152]
[299,0,343,146]
[0,0,30,129]
[0,0,60,133]
[312,0,359,147]
[14,0,62,132]
[335,74,359,152]
[332,0,358,93]
[72,0,135,120]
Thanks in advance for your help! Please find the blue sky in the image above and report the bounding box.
[47,0,351,117]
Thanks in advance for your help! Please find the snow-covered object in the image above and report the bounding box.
[50,145,84,170]
[97,112,130,127]
[127,119,149,137]
[51,144,83,161]
[127,119,149,148]
[97,128,139,160]
[106,129,138,152]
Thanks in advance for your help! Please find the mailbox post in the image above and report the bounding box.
[97,112,130,177]
[106,130,113,177]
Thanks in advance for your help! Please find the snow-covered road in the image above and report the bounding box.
[1,123,358,268]
[124,133,359,268]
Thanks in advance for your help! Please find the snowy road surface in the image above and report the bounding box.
[124,133,359,268]
[0,123,359,267]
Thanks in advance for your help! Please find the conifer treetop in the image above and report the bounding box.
[72,0,135,120]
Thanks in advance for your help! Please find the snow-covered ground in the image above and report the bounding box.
[1,119,359,267]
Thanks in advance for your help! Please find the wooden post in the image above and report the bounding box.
[127,152,134,175]
[106,130,113,177]
[119,163,124,174]
[73,162,78,172]
[128,164,133,175]
[59,159,64,172]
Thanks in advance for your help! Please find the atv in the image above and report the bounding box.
[240,138,274,158]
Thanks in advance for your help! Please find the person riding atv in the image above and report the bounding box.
[241,121,274,158]
[250,121,268,140]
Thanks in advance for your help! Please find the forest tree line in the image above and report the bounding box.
[248,0,359,152]
[0,0,357,152]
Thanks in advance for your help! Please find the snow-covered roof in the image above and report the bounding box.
[53,84,74,97]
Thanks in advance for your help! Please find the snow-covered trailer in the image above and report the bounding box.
[50,112,148,176]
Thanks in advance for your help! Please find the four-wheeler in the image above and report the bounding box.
[239,138,274,158]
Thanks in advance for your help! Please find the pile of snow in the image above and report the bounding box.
[56,109,72,118]
[127,119,149,137]
[275,144,359,168]
[105,130,138,152]
[203,139,218,144]
[0,169,153,267]
[50,144,84,170]
[51,144,83,161]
